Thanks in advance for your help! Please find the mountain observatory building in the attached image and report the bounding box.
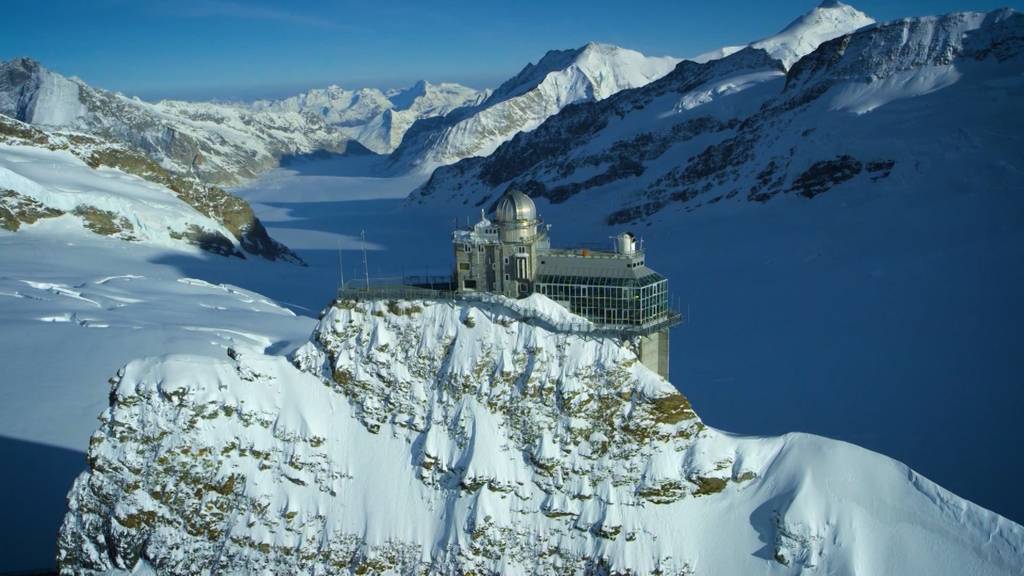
[453,189,680,378]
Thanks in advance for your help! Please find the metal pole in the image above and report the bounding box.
[338,241,345,290]
[361,230,370,290]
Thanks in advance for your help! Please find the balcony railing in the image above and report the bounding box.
[336,280,683,337]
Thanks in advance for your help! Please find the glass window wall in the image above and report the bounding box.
[535,272,667,326]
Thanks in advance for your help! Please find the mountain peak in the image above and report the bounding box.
[386,80,429,110]
[779,0,872,33]
[2,56,42,70]
[487,42,679,106]
[579,41,620,54]
[692,0,874,67]
[0,57,89,126]
[0,57,46,89]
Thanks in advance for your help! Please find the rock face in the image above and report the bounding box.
[0,114,302,262]
[58,296,1024,575]
[412,9,1024,226]
[389,42,680,172]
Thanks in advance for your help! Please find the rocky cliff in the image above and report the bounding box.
[0,114,302,262]
[57,295,1024,574]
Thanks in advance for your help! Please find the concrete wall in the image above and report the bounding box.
[638,329,670,380]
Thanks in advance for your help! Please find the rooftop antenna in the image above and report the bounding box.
[361,230,370,290]
[337,240,345,289]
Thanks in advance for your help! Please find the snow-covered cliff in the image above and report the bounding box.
[58,295,1024,574]
[0,114,301,261]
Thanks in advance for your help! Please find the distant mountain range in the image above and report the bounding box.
[248,80,489,154]
[388,42,681,173]
[0,41,683,184]
[414,7,1023,227]
[0,59,490,185]
[4,1,1021,256]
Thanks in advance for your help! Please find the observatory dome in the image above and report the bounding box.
[495,189,537,223]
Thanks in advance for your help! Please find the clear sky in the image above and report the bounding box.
[3,0,1021,101]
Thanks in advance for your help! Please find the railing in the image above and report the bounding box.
[401,274,455,289]
[336,282,683,337]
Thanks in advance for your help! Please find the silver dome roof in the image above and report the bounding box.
[494,189,537,223]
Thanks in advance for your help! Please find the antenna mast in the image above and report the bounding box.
[361,230,370,290]
[337,240,345,289]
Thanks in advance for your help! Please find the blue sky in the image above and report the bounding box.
[3,0,1022,100]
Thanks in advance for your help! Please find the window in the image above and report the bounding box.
[504,274,510,281]
[516,246,526,254]
[459,262,470,271]
[463,279,477,289]
[478,245,484,252]
[503,257,509,265]
[463,244,471,252]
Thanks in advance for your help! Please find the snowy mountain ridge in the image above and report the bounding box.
[389,42,681,172]
[249,80,488,154]
[690,0,875,68]
[1,43,679,183]
[0,57,349,185]
[0,58,485,184]
[394,1,878,176]
[57,295,1024,574]
[413,8,1024,226]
